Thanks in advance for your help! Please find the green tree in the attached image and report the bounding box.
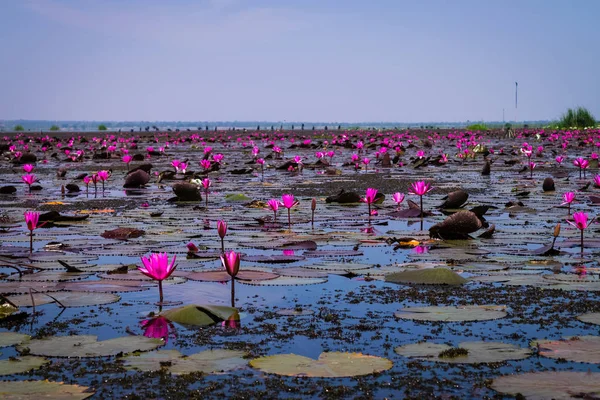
[558,107,597,129]
[14,125,25,131]
[98,124,108,131]
[49,125,60,131]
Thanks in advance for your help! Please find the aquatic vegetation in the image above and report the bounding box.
[137,253,178,304]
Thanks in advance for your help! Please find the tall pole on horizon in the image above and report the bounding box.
[515,82,518,126]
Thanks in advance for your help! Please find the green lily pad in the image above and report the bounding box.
[161,304,238,327]
[395,341,531,363]
[0,332,30,347]
[0,300,19,320]
[122,349,247,375]
[385,268,467,285]
[249,352,392,377]
[395,305,507,322]
[225,193,251,202]
[0,380,93,399]
[491,371,600,400]
[19,335,163,357]
[0,356,49,375]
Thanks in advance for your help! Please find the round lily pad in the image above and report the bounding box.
[395,305,507,322]
[161,304,239,327]
[536,336,600,363]
[491,371,600,400]
[577,312,600,326]
[271,267,328,278]
[0,380,93,399]
[385,268,467,285]
[122,349,247,375]
[7,292,120,308]
[6,272,92,282]
[250,352,392,377]
[0,356,49,375]
[0,332,30,347]
[184,270,279,282]
[19,335,163,357]
[395,341,531,363]
[304,263,373,272]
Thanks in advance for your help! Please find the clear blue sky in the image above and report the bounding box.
[1,0,599,122]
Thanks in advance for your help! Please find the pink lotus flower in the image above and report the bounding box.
[138,253,177,304]
[22,174,36,191]
[24,211,44,254]
[221,250,240,278]
[178,162,188,174]
[187,242,199,253]
[361,188,378,216]
[574,157,590,178]
[568,211,591,231]
[22,164,34,173]
[440,153,448,164]
[409,181,433,196]
[356,141,364,151]
[171,160,181,170]
[203,146,212,154]
[528,161,536,178]
[315,151,324,159]
[213,154,224,163]
[594,175,600,188]
[201,178,211,207]
[281,194,299,226]
[562,192,576,215]
[267,199,280,221]
[217,220,227,252]
[97,170,110,191]
[555,156,564,165]
[392,192,405,208]
[416,150,425,159]
[199,159,211,171]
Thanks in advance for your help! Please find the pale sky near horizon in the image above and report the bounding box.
[1,0,599,123]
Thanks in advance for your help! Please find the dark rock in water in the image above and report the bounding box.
[93,152,110,160]
[481,161,491,176]
[57,168,67,178]
[101,227,145,240]
[439,190,468,209]
[0,186,17,194]
[542,177,555,192]
[19,152,37,163]
[129,163,153,174]
[39,211,89,222]
[172,182,202,201]
[390,199,433,218]
[230,168,253,175]
[65,183,80,192]
[429,210,482,240]
[132,153,145,161]
[381,153,392,168]
[75,173,87,180]
[123,170,150,188]
[589,195,600,204]
[326,189,361,204]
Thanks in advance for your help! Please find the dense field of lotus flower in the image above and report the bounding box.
[1,127,600,398]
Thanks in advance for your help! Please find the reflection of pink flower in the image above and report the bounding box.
[140,202,149,208]
[141,316,173,343]
[413,246,428,254]
[221,314,241,329]
[555,155,564,165]
[282,249,295,256]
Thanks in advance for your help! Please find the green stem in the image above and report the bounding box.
[158,280,164,304]
[29,232,33,254]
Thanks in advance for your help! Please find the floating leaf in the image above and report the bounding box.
[0,332,30,347]
[536,336,600,363]
[250,352,392,377]
[385,268,467,285]
[491,371,600,400]
[0,380,94,399]
[122,349,247,375]
[224,193,251,202]
[395,305,507,322]
[577,312,600,326]
[19,335,163,357]
[0,356,49,375]
[0,299,19,320]
[161,304,238,327]
[184,270,279,282]
[241,276,327,286]
[395,341,530,363]
[7,292,120,308]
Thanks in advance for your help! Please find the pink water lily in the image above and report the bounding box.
[22,164,34,173]
[409,181,433,229]
[24,210,44,253]
[201,178,211,207]
[528,161,536,178]
[267,199,280,222]
[221,250,241,278]
[200,159,211,171]
[138,253,177,304]
[562,192,576,215]
[122,155,133,170]
[574,157,590,178]
[567,211,595,253]
[217,220,227,252]
[361,188,378,216]
[21,174,36,192]
[392,192,405,209]
[555,155,565,165]
[97,170,110,191]
[362,157,370,172]
[281,194,299,226]
[594,175,600,188]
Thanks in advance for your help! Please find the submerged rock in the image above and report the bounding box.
[542,177,555,192]
[0,186,17,194]
[438,190,468,209]
[326,189,361,204]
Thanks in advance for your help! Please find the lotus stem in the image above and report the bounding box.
[287,209,291,227]
[230,279,235,308]
[420,195,424,231]
[158,280,164,304]
[29,232,33,254]
[220,238,225,253]
[581,230,584,254]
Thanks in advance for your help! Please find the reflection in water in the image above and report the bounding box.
[141,316,176,344]
[413,246,429,254]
